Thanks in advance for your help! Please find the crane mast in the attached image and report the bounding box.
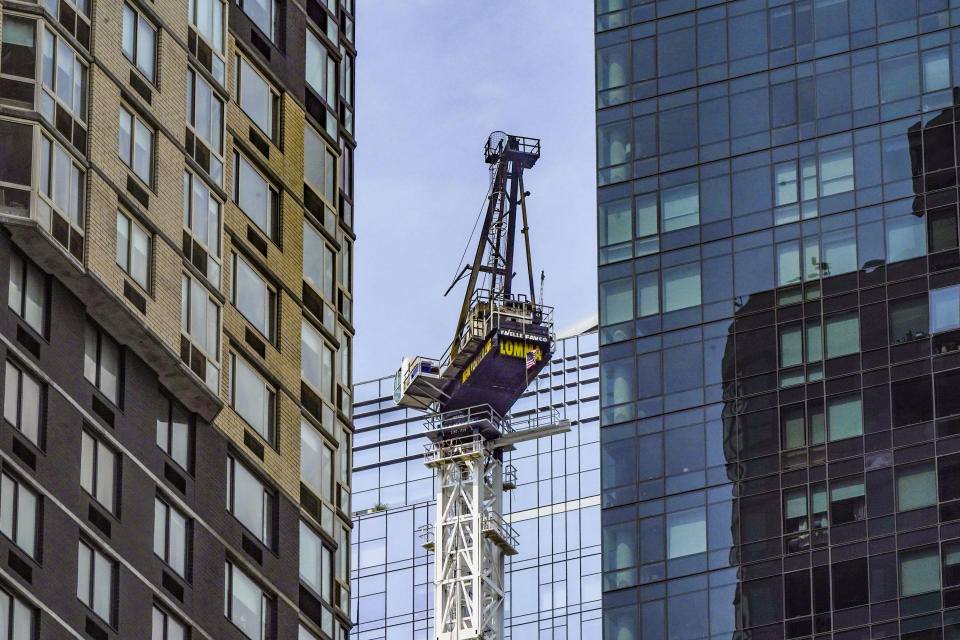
[394,132,569,640]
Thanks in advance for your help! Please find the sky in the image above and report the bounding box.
[353,0,597,382]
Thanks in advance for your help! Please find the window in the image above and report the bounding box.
[156,395,190,470]
[306,31,337,105]
[301,320,333,399]
[0,588,33,638]
[301,419,333,501]
[231,253,275,340]
[0,17,36,81]
[901,547,941,596]
[84,322,121,403]
[234,153,278,240]
[666,508,706,559]
[183,171,222,286]
[887,214,927,263]
[662,263,700,312]
[783,488,808,533]
[826,394,861,441]
[81,431,118,513]
[118,107,153,185]
[122,4,156,82]
[931,286,960,334]
[600,278,632,326]
[181,273,220,390]
[189,0,225,54]
[230,354,274,442]
[299,624,320,640]
[77,540,114,623]
[300,521,333,601]
[8,253,46,336]
[154,497,188,577]
[3,361,42,446]
[38,133,85,229]
[225,561,272,640]
[830,477,865,525]
[303,221,335,300]
[40,26,87,121]
[661,183,698,232]
[187,68,225,182]
[235,56,278,141]
[115,210,151,289]
[237,0,277,41]
[819,149,854,196]
[152,606,187,640]
[897,462,937,512]
[304,125,336,204]
[824,313,859,358]
[227,457,273,545]
[0,472,38,557]
[890,295,929,343]
[599,198,631,248]
[944,542,960,588]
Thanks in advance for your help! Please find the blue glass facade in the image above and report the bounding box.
[349,325,602,639]
[597,0,960,638]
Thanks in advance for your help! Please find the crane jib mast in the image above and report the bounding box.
[393,132,570,640]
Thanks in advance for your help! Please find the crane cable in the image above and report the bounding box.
[448,176,497,294]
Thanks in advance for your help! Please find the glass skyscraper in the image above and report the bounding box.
[350,322,602,639]
[597,1,960,638]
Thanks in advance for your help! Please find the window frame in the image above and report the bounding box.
[80,430,119,514]
[3,360,43,447]
[40,25,88,124]
[299,519,334,602]
[0,471,39,558]
[225,560,272,640]
[0,586,33,638]
[183,170,223,287]
[152,605,188,640]
[115,209,152,291]
[233,151,279,241]
[303,220,335,302]
[234,54,279,142]
[300,418,335,502]
[77,539,116,624]
[38,131,85,232]
[186,66,225,184]
[83,321,122,405]
[118,105,154,187]
[231,252,276,342]
[303,124,337,205]
[305,29,337,107]
[156,394,192,472]
[236,0,278,43]
[121,3,157,83]
[301,318,334,400]
[896,461,938,512]
[7,251,47,337]
[229,352,275,443]
[181,272,221,391]
[154,496,189,578]
[226,455,274,546]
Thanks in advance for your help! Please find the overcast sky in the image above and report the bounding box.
[353,1,597,382]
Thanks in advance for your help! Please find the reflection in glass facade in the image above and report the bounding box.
[597,1,960,639]
[350,324,602,638]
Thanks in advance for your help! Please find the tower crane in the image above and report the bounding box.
[393,132,569,640]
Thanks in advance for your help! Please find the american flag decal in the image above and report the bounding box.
[526,348,538,370]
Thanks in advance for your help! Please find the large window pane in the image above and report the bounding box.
[827,394,861,441]
[600,278,632,326]
[825,313,859,358]
[662,263,700,312]
[897,463,936,512]
[901,548,940,596]
[930,286,960,334]
[887,215,926,262]
[661,184,699,232]
[667,508,706,559]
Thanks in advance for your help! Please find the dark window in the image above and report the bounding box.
[936,370,960,418]
[940,453,960,502]
[889,295,929,343]
[741,576,782,627]
[740,492,781,543]
[784,570,811,619]
[929,205,958,252]
[0,121,34,187]
[893,376,933,426]
[830,476,865,524]
[944,541,960,588]
[832,558,868,609]
[870,553,898,601]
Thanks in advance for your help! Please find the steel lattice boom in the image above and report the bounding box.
[396,133,568,639]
